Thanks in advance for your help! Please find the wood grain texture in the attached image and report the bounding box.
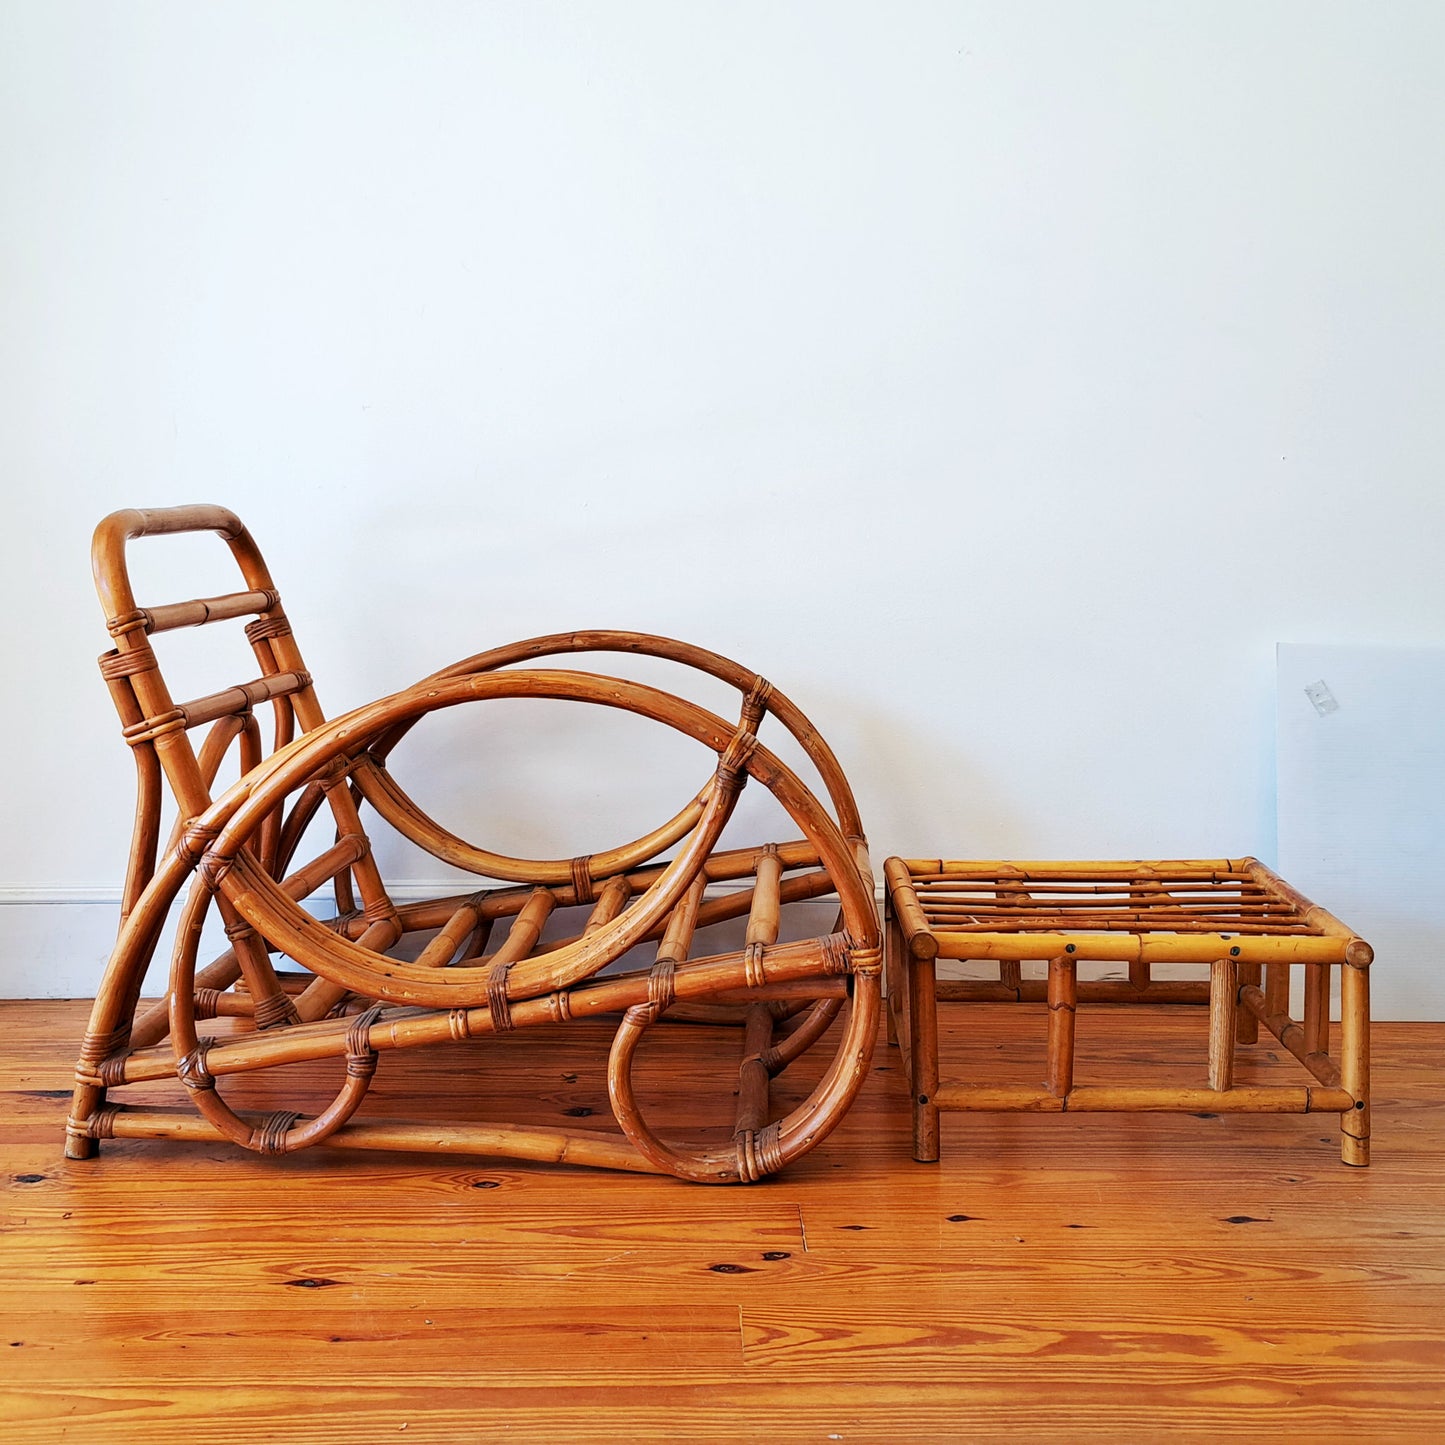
[4,1000,1444,1443]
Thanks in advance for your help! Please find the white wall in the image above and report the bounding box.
[3,3,1443,1001]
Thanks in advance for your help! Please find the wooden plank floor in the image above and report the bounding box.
[3,999,1443,1443]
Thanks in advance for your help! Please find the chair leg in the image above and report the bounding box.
[65,906,161,1158]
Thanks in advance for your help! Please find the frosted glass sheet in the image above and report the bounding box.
[1277,644,1445,1022]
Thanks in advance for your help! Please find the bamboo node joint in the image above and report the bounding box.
[252,991,301,1030]
[78,1024,131,1067]
[97,1053,129,1087]
[848,941,883,978]
[821,934,852,976]
[256,1110,301,1155]
[98,643,158,679]
[570,855,595,904]
[177,1042,215,1093]
[716,729,759,791]
[89,1105,122,1140]
[744,942,767,989]
[124,708,187,745]
[245,611,292,643]
[105,609,149,639]
[196,847,237,892]
[487,961,515,1032]
[647,959,677,1016]
[345,1005,383,1078]
[740,676,774,733]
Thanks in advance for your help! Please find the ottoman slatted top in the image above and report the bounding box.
[883,856,1371,1167]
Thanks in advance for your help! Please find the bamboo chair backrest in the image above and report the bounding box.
[92,505,335,920]
[92,505,864,953]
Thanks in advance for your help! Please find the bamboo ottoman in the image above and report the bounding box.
[883,857,1371,1166]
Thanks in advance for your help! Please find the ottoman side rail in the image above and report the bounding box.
[929,931,1348,965]
[883,857,938,961]
[1242,858,1374,960]
[931,1083,1356,1114]
[898,858,1248,879]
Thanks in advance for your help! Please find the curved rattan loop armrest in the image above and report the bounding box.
[350,755,712,886]
[196,669,875,1008]
[372,632,866,844]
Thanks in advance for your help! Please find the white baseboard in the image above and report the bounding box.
[0,899,122,998]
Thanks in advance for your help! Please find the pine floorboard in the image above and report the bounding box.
[2,999,1443,1443]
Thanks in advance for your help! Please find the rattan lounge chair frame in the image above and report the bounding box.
[66,506,882,1183]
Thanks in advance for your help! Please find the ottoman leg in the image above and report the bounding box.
[908,949,940,1162]
[1341,950,1371,1167]
[884,905,903,1051]
[1236,962,1261,1044]
[1208,956,1238,1092]
[1046,955,1077,1098]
